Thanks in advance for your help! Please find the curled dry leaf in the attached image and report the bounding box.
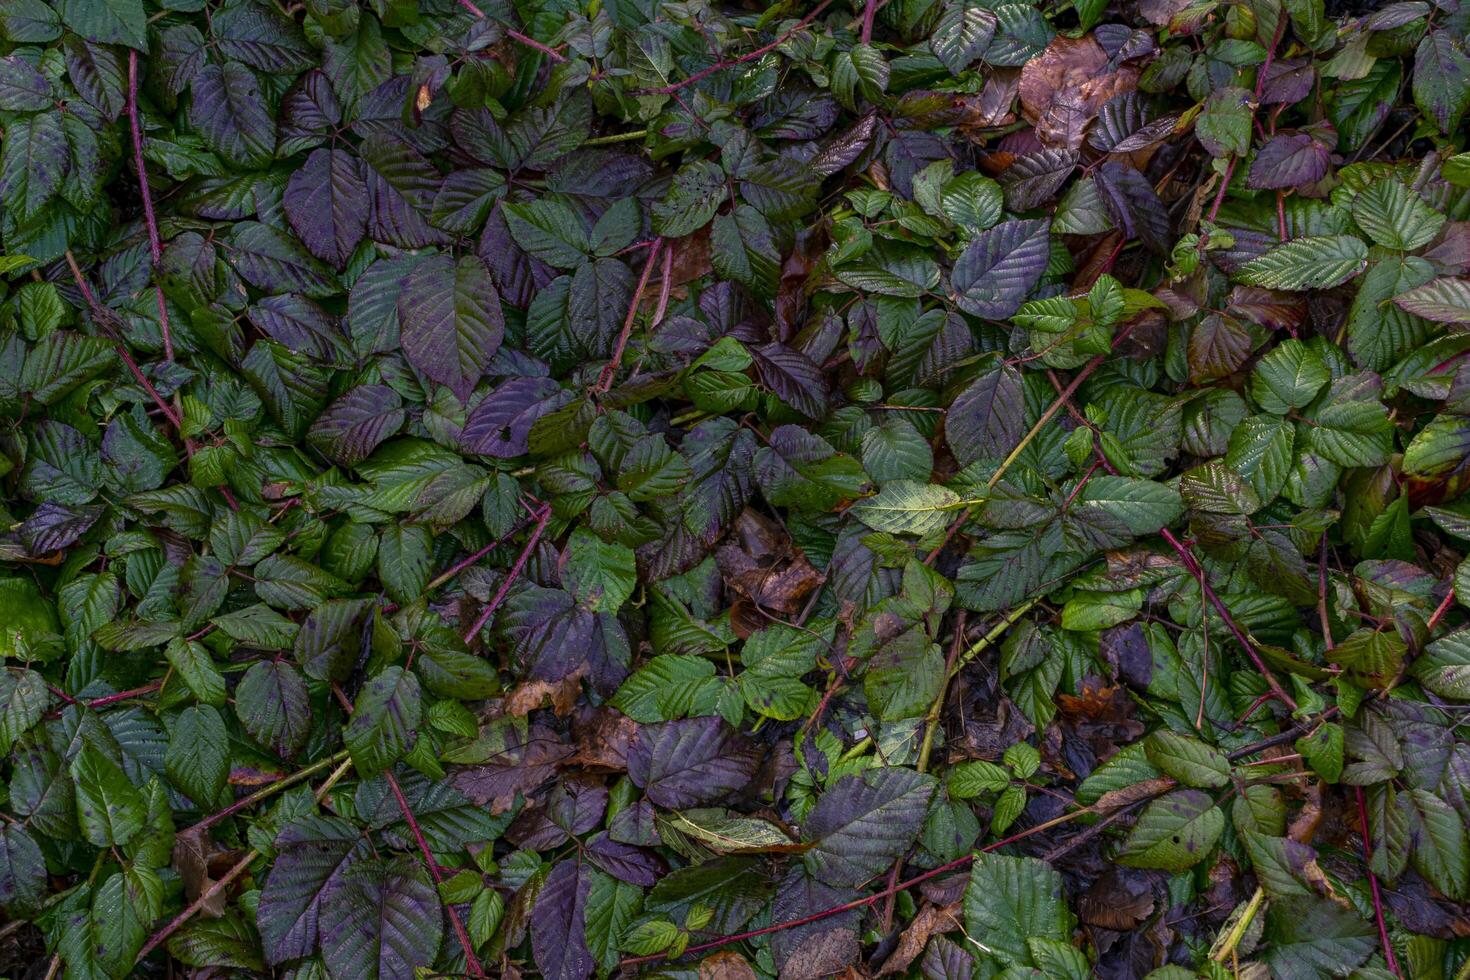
[1018,37,1139,150]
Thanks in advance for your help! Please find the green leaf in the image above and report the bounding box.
[165,705,230,808]
[1352,180,1445,250]
[1237,235,1368,290]
[345,666,422,777]
[1117,790,1225,871]
[1250,339,1328,414]
[963,852,1075,967]
[70,745,147,847]
[564,528,637,613]
[1392,277,1470,325]
[1145,732,1229,788]
[55,0,146,48]
[850,480,963,536]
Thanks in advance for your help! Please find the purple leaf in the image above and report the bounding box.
[285,148,368,269]
[361,133,448,248]
[1095,161,1171,253]
[752,342,829,419]
[0,55,52,111]
[531,859,596,980]
[258,815,371,963]
[307,384,405,466]
[946,360,1026,466]
[461,376,571,458]
[586,832,665,886]
[398,253,504,401]
[801,768,936,886]
[190,61,277,169]
[235,660,312,759]
[320,856,443,980]
[501,585,630,694]
[1247,132,1331,190]
[771,866,862,977]
[247,293,347,362]
[625,716,762,809]
[951,219,1050,319]
[19,502,102,555]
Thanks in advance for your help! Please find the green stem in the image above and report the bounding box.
[1211,887,1265,963]
[584,128,648,145]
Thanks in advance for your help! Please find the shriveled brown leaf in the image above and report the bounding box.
[172,826,228,917]
[1093,776,1176,814]
[1078,867,1157,930]
[700,950,761,980]
[1018,36,1139,150]
[502,665,586,717]
[877,901,962,975]
[717,510,826,621]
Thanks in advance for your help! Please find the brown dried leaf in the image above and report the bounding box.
[172,826,228,917]
[877,901,962,975]
[1018,37,1139,150]
[1077,867,1156,930]
[502,666,587,718]
[700,950,761,980]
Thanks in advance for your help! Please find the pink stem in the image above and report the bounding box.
[644,0,838,95]
[127,50,173,362]
[593,239,664,395]
[1356,786,1403,977]
[1426,589,1455,631]
[461,504,552,644]
[1160,527,1296,711]
[386,771,486,977]
[454,0,567,62]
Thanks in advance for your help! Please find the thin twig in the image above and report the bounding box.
[642,0,838,95]
[64,251,182,430]
[916,610,967,774]
[1159,527,1297,711]
[1426,589,1456,632]
[461,503,552,644]
[183,749,350,837]
[424,511,536,593]
[134,757,354,965]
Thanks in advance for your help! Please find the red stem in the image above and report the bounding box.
[859,0,881,44]
[64,252,182,430]
[1356,785,1403,978]
[454,0,567,61]
[127,50,174,362]
[386,771,486,977]
[1205,14,1286,227]
[644,0,838,95]
[620,805,1119,969]
[86,681,162,709]
[461,504,552,643]
[1160,527,1297,711]
[593,238,664,396]
[1426,589,1455,631]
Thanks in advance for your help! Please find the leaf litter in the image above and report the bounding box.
[0,0,1469,978]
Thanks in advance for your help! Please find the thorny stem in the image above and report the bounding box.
[134,757,354,966]
[619,794,1157,969]
[127,49,172,361]
[386,770,486,977]
[593,238,664,395]
[64,251,182,430]
[1203,12,1286,228]
[453,0,567,61]
[642,0,839,95]
[859,0,882,44]
[926,343,1119,565]
[1426,588,1456,631]
[462,503,553,643]
[424,511,536,593]
[916,610,967,774]
[1159,527,1297,710]
[1356,785,1404,977]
